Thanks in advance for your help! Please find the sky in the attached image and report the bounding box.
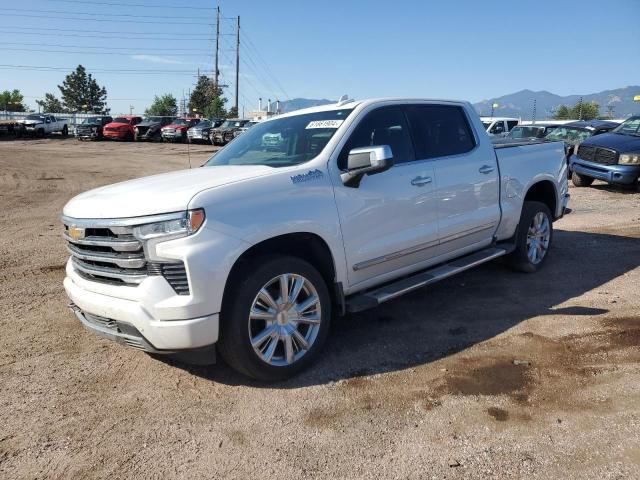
[1,0,639,115]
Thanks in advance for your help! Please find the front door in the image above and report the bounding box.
[332,106,440,288]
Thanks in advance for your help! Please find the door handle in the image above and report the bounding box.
[411,176,432,187]
[479,165,495,174]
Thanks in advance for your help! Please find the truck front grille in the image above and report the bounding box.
[63,220,191,294]
[577,145,619,165]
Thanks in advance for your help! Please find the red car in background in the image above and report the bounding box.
[161,118,200,143]
[103,115,143,141]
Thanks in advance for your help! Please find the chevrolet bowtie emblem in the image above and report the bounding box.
[68,226,85,240]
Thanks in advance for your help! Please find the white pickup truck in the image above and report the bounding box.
[18,113,69,138]
[62,98,569,381]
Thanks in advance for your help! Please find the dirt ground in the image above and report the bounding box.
[0,138,639,479]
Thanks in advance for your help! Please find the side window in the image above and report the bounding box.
[490,121,504,134]
[506,120,519,131]
[405,105,476,159]
[338,107,414,170]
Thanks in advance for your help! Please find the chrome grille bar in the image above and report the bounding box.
[71,257,146,284]
[66,244,146,268]
[63,231,140,252]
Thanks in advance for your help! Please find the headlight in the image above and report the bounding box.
[619,153,640,165]
[133,209,205,261]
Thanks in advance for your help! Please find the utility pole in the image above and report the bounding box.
[235,15,240,114]
[214,5,220,89]
[578,96,583,120]
[531,99,537,124]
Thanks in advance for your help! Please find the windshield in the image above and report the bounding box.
[113,117,130,123]
[26,114,44,121]
[220,120,238,128]
[481,121,491,129]
[544,126,592,145]
[509,126,543,139]
[143,116,165,123]
[82,117,101,124]
[196,120,211,128]
[612,117,640,137]
[204,109,353,168]
[172,118,192,126]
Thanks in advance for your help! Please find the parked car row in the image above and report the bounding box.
[72,115,258,145]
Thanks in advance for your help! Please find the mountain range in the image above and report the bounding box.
[274,86,640,119]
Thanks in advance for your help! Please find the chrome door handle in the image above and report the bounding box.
[479,165,495,174]
[411,176,432,186]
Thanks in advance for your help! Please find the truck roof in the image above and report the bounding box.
[272,97,471,120]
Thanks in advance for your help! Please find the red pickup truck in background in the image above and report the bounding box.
[161,118,200,143]
[103,116,143,141]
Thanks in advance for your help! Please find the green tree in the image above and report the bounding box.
[571,101,599,120]
[145,94,178,116]
[58,65,108,113]
[553,101,599,120]
[0,89,27,112]
[188,75,227,118]
[226,106,238,119]
[36,93,64,113]
[553,105,571,120]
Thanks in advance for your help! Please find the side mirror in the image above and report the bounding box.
[340,145,394,188]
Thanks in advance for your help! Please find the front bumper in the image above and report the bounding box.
[570,156,640,185]
[136,128,159,140]
[64,271,219,351]
[62,223,250,351]
[104,131,129,140]
[162,130,185,141]
[75,131,99,139]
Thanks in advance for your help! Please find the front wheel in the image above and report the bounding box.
[572,171,594,187]
[506,201,553,273]
[218,256,331,381]
[61,125,68,137]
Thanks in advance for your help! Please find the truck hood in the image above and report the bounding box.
[20,119,43,126]
[63,165,274,219]
[581,132,640,152]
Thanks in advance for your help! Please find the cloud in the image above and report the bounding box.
[130,54,184,65]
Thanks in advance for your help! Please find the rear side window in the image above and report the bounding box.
[507,120,519,131]
[338,107,415,169]
[405,105,476,159]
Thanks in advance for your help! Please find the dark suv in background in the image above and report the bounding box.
[75,116,113,141]
[134,116,175,141]
[210,119,250,145]
[570,116,640,187]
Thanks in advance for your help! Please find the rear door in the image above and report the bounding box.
[405,104,500,255]
[333,105,439,287]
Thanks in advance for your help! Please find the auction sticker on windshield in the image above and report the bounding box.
[306,120,344,129]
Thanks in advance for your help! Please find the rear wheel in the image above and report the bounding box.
[218,255,331,381]
[572,171,594,187]
[506,201,553,273]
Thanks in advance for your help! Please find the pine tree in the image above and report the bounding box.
[36,93,64,113]
[188,75,227,118]
[58,65,108,113]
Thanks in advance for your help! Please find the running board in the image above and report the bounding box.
[345,246,511,313]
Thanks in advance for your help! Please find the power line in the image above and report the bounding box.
[241,31,290,100]
[0,29,215,41]
[0,64,213,76]
[2,41,213,53]
[4,7,214,21]
[4,47,211,57]
[3,13,213,26]
[0,25,217,36]
[50,0,217,10]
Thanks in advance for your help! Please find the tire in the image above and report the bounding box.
[37,128,45,138]
[61,125,68,137]
[506,201,553,273]
[572,171,594,187]
[218,255,331,381]
[125,132,134,142]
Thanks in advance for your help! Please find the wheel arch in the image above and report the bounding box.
[221,232,339,313]
[523,179,558,219]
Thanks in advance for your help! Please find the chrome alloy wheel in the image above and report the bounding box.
[526,212,550,264]
[248,274,322,367]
